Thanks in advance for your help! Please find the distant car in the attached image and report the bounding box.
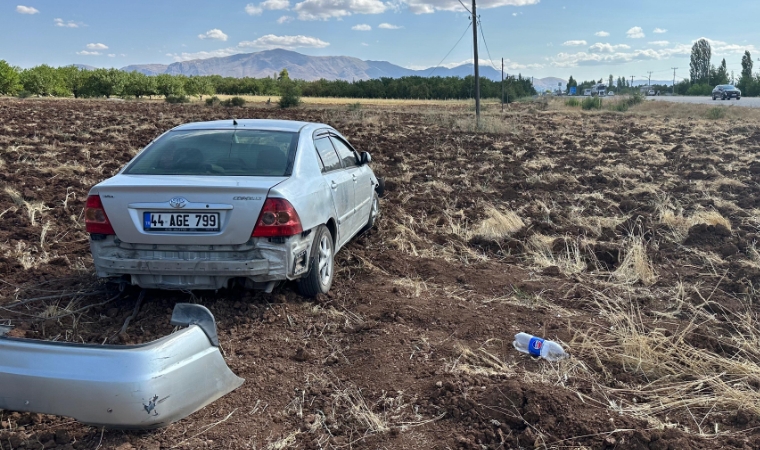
[583,89,592,96]
[85,119,382,296]
[647,89,656,96]
[712,85,741,100]
[606,91,615,96]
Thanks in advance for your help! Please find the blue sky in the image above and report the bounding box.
[2,0,758,82]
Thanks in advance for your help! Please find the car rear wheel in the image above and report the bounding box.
[722,94,726,100]
[737,97,741,100]
[298,226,334,297]
[712,95,716,100]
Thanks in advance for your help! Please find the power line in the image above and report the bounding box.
[477,18,500,72]
[426,20,473,78]
[457,0,471,14]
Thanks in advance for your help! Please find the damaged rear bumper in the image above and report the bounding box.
[0,303,243,429]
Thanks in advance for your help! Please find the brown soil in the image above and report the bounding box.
[1,98,760,449]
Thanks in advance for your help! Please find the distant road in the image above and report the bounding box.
[646,95,760,108]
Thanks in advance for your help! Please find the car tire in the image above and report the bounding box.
[297,225,334,297]
[712,95,716,100]
[722,94,726,100]
[361,194,380,232]
[375,177,386,198]
[737,97,741,100]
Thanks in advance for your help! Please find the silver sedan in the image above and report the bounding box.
[85,119,382,296]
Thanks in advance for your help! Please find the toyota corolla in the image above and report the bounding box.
[85,119,382,296]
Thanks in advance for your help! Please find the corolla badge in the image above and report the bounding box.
[169,197,188,209]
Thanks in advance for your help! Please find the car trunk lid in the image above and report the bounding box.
[92,174,285,245]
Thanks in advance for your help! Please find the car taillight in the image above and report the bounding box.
[252,198,303,237]
[85,195,116,235]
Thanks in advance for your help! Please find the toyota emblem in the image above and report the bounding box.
[169,197,188,209]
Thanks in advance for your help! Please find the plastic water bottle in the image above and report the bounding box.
[513,332,567,361]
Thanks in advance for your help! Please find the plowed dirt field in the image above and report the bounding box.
[1,98,760,449]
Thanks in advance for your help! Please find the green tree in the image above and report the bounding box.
[184,76,215,100]
[123,71,157,98]
[608,74,613,89]
[712,58,729,85]
[278,79,301,108]
[81,68,125,98]
[20,65,69,96]
[278,68,289,81]
[58,66,87,98]
[690,38,711,84]
[155,73,185,98]
[739,51,753,93]
[0,60,21,95]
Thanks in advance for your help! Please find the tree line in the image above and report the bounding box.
[0,61,536,101]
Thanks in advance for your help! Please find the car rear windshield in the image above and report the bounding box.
[124,129,298,176]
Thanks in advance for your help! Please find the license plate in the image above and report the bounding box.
[143,212,220,232]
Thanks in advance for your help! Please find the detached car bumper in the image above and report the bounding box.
[0,303,243,429]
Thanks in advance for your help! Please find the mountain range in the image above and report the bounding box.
[120,48,540,83]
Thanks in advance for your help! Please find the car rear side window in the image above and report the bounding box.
[330,137,359,168]
[124,129,298,176]
[314,138,342,172]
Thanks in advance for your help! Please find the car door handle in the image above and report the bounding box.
[352,174,357,182]
[331,180,338,190]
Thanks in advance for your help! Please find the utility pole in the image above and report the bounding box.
[472,0,480,125]
[630,75,635,91]
[671,67,677,95]
[646,71,653,87]
[501,57,504,112]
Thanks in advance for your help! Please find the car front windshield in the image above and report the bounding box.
[124,129,298,176]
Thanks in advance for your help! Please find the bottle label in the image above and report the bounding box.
[528,337,544,357]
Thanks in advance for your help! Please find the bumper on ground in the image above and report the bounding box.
[0,303,243,429]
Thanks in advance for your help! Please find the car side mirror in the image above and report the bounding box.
[360,152,371,165]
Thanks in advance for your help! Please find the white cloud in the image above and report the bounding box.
[378,22,402,29]
[361,42,369,46]
[588,42,630,53]
[294,0,387,20]
[649,40,669,46]
[562,40,587,47]
[262,0,290,9]
[107,54,116,57]
[402,0,538,14]
[54,18,80,28]
[594,31,609,37]
[245,3,263,15]
[86,43,108,50]
[550,43,693,68]
[626,26,645,39]
[198,29,228,41]
[700,37,756,55]
[435,57,543,71]
[76,50,101,56]
[239,34,330,49]
[352,24,371,30]
[167,48,240,62]
[653,28,667,34]
[277,15,294,23]
[16,5,39,14]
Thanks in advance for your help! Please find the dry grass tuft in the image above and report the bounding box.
[571,291,760,432]
[3,186,49,226]
[613,237,657,285]
[449,340,517,377]
[474,207,525,240]
[525,234,587,275]
[659,207,732,241]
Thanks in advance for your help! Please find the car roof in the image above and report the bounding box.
[172,119,328,133]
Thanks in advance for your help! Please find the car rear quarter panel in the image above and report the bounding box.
[269,129,340,244]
